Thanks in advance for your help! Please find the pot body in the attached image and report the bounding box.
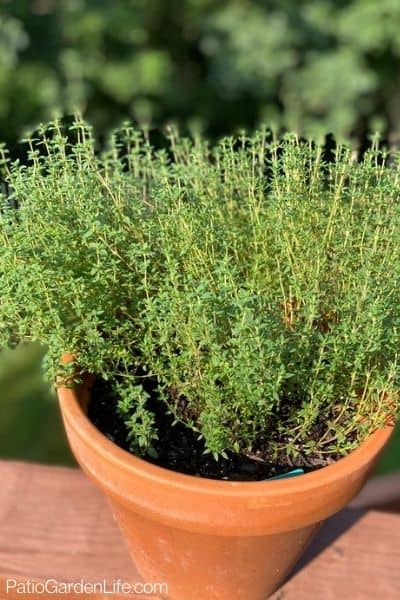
[112,502,318,599]
[58,379,393,600]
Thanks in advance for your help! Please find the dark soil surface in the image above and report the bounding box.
[88,377,339,481]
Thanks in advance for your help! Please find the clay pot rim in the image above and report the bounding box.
[59,377,394,498]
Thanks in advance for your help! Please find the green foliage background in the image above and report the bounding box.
[0,0,399,470]
[1,0,400,148]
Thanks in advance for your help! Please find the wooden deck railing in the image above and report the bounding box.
[0,460,399,599]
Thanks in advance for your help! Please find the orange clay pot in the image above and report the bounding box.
[58,376,393,600]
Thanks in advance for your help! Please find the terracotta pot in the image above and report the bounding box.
[58,377,393,600]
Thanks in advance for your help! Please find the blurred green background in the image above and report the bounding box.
[0,0,399,471]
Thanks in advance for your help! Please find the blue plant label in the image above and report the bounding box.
[268,468,304,480]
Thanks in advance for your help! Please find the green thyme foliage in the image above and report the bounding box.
[0,120,399,460]
[115,381,158,457]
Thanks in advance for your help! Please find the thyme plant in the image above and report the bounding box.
[0,119,399,462]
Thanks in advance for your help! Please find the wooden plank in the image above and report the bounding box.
[350,472,400,513]
[0,461,134,581]
[0,461,148,599]
[0,460,399,599]
[272,508,400,599]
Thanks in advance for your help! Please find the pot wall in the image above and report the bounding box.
[58,379,393,599]
[112,502,319,600]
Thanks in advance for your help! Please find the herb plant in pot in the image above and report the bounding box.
[0,121,398,600]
